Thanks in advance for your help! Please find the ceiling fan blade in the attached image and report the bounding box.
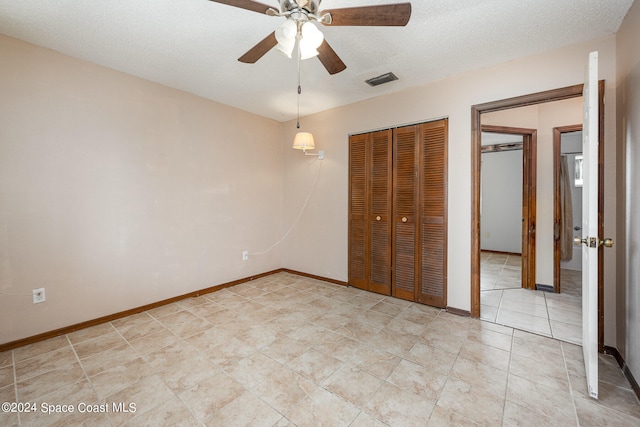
[209,0,274,15]
[238,32,278,63]
[317,40,347,75]
[321,3,411,26]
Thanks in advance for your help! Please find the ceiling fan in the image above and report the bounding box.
[209,0,412,75]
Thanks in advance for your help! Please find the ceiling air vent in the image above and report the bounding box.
[365,72,398,87]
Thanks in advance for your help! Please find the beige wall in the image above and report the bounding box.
[616,0,640,383]
[482,98,584,287]
[0,24,627,352]
[0,35,284,344]
[283,36,619,346]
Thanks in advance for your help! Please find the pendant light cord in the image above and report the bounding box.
[296,33,301,129]
[248,158,323,256]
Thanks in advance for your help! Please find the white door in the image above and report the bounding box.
[581,50,599,399]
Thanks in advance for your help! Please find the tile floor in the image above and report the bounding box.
[1,272,639,426]
[480,252,583,344]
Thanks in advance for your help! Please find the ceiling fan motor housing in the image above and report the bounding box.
[280,0,320,16]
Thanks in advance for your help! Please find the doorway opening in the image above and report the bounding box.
[554,126,583,297]
[480,126,537,296]
[471,82,605,349]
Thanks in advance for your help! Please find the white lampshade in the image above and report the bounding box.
[299,44,319,60]
[275,20,297,58]
[299,22,324,59]
[301,22,323,48]
[292,132,315,150]
[276,39,295,58]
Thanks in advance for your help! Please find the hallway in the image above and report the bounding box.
[480,252,582,345]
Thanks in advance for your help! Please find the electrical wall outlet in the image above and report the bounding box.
[242,250,249,261]
[33,288,45,304]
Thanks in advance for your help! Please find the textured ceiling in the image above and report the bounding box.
[0,0,634,122]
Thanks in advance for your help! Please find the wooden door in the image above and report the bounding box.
[348,131,392,293]
[392,125,418,301]
[348,133,368,290]
[351,119,447,307]
[581,50,599,399]
[369,130,393,294]
[418,120,448,307]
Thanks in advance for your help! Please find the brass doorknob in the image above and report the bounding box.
[574,236,614,248]
[574,236,587,246]
[376,216,381,221]
[401,217,407,223]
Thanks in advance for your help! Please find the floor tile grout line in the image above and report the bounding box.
[245,364,298,421]
[500,329,516,427]
[495,289,505,324]
[544,292,555,340]
[168,290,313,424]
[560,342,582,426]
[14,337,89,396]
[106,314,197,425]
[120,305,226,425]
[585,393,640,422]
[433,335,463,413]
[317,364,385,424]
[64,333,113,426]
[10,350,20,426]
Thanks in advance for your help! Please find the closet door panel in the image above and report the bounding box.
[418,120,448,307]
[393,125,418,301]
[349,134,368,290]
[421,219,445,306]
[394,224,415,299]
[349,119,448,306]
[369,130,392,294]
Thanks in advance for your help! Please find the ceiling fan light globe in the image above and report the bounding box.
[310,31,324,49]
[312,31,324,48]
[301,22,324,48]
[275,40,295,58]
[300,50,319,60]
[299,22,323,58]
[300,21,315,36]
[300,39,318,59]
[275,19,297,44]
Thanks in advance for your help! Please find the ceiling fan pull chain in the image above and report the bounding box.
[296,82,301,128]
[297,40,302,129]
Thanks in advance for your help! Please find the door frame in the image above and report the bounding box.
[553,124,583,294]
[481,125,537,289]
[471,82,605,349]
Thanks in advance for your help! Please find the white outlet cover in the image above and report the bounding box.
[33,288,46,304]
